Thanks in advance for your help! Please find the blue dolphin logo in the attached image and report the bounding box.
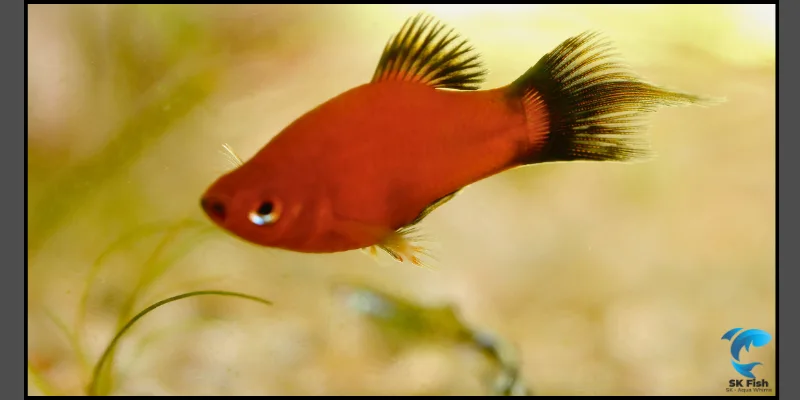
[721,328,772,379]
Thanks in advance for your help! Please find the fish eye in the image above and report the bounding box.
[248,201,279,226]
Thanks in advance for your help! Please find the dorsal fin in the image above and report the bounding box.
[371,13,487,91]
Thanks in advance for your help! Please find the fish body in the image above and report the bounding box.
[233,82,526,252]
[201,13,716,265]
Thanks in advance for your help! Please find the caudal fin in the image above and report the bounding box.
[508,31,723,164]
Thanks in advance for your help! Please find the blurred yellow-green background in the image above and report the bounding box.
[27,4,775,396]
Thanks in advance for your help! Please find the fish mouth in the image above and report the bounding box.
[200,195,228,226]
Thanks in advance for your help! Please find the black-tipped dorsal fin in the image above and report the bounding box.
[372,13,487,91]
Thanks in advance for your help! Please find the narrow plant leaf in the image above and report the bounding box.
[87,290,273,396]
[28,363,60,396]
[43,308,92,384]
[96,220,216,395]
[75,219,207,337]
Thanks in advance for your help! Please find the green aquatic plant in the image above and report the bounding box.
[27,5,226,258]
[87,290,273,396]
[75,220,211,337]
[80,219,221,396]
[28,216,272,396]
[28,362,60,396]
[331,281,532,396]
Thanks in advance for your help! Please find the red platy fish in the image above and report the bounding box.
[200,13,717,266]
